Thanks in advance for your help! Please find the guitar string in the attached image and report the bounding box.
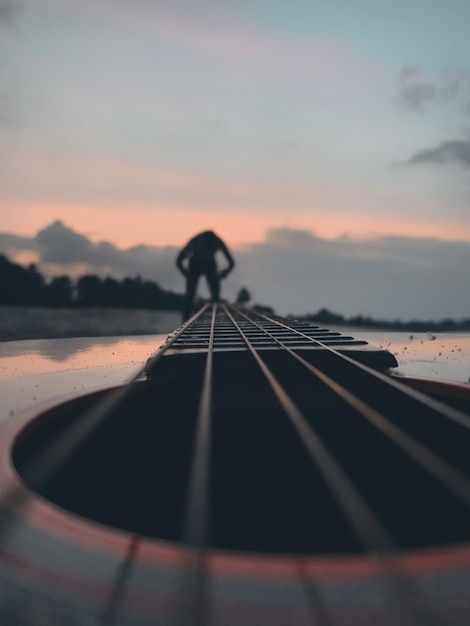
[252,310,470,432]
[220,306,348,626]
[222,304,442,626]
[176,304,348,626]
[96,305,214,626]
[171,307,335,626]
[296,559,336,626]
[0,303,211,538]
[221,305,392,550]
[175,302,217,626]
[99,534,140,626]
[233,308,470,508]
[0,306,211,626]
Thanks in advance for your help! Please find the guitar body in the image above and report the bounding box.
[1,306,469,625]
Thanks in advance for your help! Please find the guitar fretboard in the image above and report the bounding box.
[154,304,398,372]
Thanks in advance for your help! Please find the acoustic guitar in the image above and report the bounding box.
[1,303,469,625]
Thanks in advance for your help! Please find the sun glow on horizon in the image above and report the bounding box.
[1,202,470,251]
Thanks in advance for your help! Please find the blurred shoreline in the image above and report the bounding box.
[0,306,182,341]
[0,307,468,383]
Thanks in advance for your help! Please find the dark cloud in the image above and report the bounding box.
[5,221,469,321]
[34,220,180,289]
[36,221,94,263]
[397,66,470,113]
[406,138,470,168]
[398,67,470,169]
[397,66,437,111]
[0,231,39,252]
[233,229,470,320]
[0,0,22,27]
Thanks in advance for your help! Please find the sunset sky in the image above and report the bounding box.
[1,0,469,319]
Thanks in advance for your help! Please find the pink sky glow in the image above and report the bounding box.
[2,202,470,250]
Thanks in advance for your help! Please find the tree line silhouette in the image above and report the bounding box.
[301,307,470,332]
[0,254,185,310]
[2,253,469,330]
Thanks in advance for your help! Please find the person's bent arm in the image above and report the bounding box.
[218,242,235,279]
[176,245,190,276]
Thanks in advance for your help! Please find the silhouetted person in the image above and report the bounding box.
[176,230,235,321]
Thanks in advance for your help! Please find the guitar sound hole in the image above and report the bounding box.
[12,367,470,555]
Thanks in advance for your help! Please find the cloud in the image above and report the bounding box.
[2,221,470,321]
[33,220,180,289]
[0,231,38,252]
[406,138,470,168]
[397,67,470,174]
[36,220,95,263]
[233,229,470,320]
[397,66,437,111]
[397,66,470,113]
[0,0,22,27]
